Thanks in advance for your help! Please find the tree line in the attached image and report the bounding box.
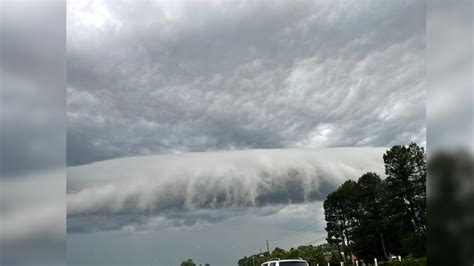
[180,259,210,266]
[238,244,338,266]
[324,143,426,263]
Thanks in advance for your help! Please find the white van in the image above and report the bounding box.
[261,258,309,266]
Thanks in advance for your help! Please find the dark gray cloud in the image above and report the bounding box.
[67,202,327,266]
[66,1,426,265]
[68,206,282,233]
[67,0,426,166]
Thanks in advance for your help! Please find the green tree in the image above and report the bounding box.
[181,259,196,266]
[237,245,330,266]
[324,180,358,263]
[350,172,388,261]
[383,143,426,256]
[271,247,286,259]
[329,251,342,264]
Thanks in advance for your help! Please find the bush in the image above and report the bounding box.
[384,257,425,266]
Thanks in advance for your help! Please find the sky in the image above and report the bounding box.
[65,0,426,265]
[1,1,66,265]
[67,0,426,166]
[67,148,386,266]
[426,0,473,152]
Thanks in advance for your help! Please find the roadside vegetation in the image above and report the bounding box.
[324,143,426,263]
[238,143,427,266]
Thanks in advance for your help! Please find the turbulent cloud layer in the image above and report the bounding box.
[67,148,385,232]
[67,0,426,166]
[66,1,425,264]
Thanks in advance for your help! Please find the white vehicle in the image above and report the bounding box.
[261,258,309,266]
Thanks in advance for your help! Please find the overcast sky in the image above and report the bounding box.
[1,1,65,265]
[67,148,386,266]
[66,0,425,265]
[67,0,425,167]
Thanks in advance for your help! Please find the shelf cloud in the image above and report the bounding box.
[65,1,425,264]
[68,148,385,232]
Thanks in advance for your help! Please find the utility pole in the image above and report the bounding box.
[266,240,270,254]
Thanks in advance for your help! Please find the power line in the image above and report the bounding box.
[298,236,327,247]
[260,236,328,259]
[269,218,326,242]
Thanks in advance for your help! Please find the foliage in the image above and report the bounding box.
[328,251,342,264]
[323,143,426,262]
[238,245,326,266]
[350,173,387,261]
[180,260,211,266]
[317,243,339,253]
[180,259,197,266]
[382,143,426,257]
[383,257,426,266]
[238,143,427,265]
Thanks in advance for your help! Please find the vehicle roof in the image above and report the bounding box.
[262,259,307,263]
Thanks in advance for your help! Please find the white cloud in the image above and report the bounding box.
[67,148,385,232]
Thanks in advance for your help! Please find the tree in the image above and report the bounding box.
[382,143,426,256]
[329,251,342,264]
[323,180,358,263]
[350,172,387,261]
[323,143,427,261]
[271,247,286,259]
[324,192,343,254]
[238,245,327,266]
[181,259,196,266]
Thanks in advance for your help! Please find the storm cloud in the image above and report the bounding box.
[67,0,425,166]
[66,1,425,264]
[67,148,385,232]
